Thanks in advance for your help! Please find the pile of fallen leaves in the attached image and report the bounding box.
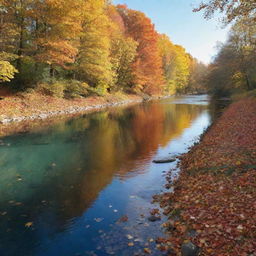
[157,98,256,255]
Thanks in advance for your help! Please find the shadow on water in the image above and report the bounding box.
[0,95,213,256]
[208,97,231,122]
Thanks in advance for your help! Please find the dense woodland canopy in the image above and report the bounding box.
[195,0,256,96]
[0,0,206,97]
[1,0,255,98]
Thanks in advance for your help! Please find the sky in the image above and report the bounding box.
[113,0,230,64]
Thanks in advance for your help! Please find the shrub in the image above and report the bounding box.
[89,81,109,96]
[38,81,66,98]
[64,80,89,98]
[128,84,143,94]
[0,61,18,83]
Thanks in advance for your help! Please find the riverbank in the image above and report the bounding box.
[157,98,256,255]
[0,92,147,125]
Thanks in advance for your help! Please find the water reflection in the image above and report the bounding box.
[0,96,209,256]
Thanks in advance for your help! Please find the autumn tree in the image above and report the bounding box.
[107,5,138,91]
[75,0,113,94]
[229,18,256,90]
[194,0,256,24]
[188,58,208,94]
[206,16,256,96]
[0,0,35,74]
[34,0,82,77]
[0,1,18,54]
[117,5,164,95]
[158,34,191,94]
[0,61,18,82]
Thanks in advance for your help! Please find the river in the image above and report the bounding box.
[0,95,211,256]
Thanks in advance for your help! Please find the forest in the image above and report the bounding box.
[0,1,255,256]
[0,0,207,98]
[197,0,256,97]
[1,0,255,99]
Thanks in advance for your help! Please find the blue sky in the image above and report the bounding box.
[113,0,230,64]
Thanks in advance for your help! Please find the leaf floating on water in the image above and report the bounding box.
[118,215,128,222]
[144,248,152,254]
[128,242,134,247]
[25,222,33,228]
[94,218,104,223]
[126,234,133,240]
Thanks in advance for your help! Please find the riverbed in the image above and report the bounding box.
[0,95,211,256]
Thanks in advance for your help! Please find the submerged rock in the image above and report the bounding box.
[148,215,161,222]
[153,157,176,164]
[181,241,199,256]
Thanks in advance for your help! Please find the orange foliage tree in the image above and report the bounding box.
[34,0,82,76]
[117,5,164,95]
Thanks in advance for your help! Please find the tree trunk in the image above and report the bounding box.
[50,65,55,78]
[17,17,25,72]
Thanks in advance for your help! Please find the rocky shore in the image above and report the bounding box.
[0,98,142,124]
[0,92,173,125]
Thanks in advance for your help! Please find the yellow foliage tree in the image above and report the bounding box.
[0,61,18,82]
[158,34,191,94]
[76,0,113,93]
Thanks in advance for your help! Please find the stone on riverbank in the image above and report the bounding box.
[181,241,199,256]
[152,157,176,164]
[148,215,161,222]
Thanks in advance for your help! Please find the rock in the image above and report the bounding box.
[153,157,176,164]
[181,241,200,256]
[148,215,161,222]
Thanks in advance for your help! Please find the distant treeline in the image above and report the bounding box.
[0,0,206,98]
[195,0,256,97]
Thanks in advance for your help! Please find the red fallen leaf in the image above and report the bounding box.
[150,208,160,215]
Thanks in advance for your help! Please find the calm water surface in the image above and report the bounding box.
[0,95,211,256]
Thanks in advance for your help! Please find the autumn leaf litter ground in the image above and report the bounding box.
[155,98,256,255]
